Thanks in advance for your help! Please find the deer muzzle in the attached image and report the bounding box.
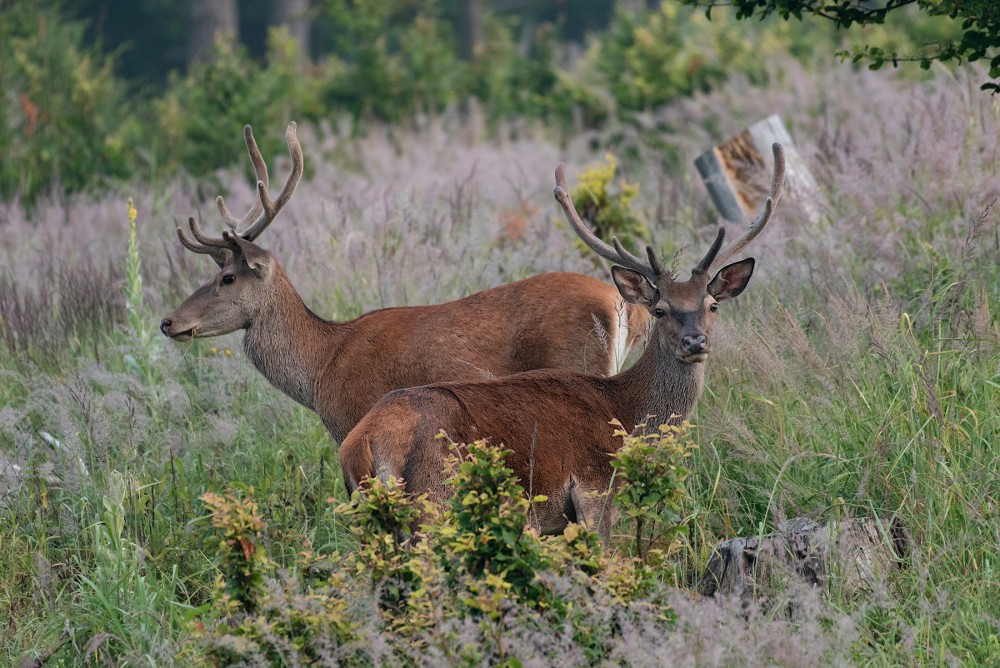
[680,333,709,363]
[160,318,195,342]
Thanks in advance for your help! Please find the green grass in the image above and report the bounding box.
[4,219,996,666]
[2,66,1000,664]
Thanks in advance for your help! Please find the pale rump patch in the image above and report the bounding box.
[611,300,630,375]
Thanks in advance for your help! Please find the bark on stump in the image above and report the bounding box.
[695,114,823,223]
[698,517,909,608]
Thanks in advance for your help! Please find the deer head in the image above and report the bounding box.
[554,143,784,365]
[160,122,303,341]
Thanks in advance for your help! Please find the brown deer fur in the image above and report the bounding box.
[160,123,650,443]
[338,145,785,541]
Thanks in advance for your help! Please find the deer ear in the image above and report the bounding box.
[708,258,755,301]
[227,233,272,278]
[612,266,658,307]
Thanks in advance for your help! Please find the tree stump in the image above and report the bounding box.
[695,115,823,223]
[698,517,909,608]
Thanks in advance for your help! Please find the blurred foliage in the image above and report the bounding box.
[322,0,467,122]
[0,0,986,208]
[681,0,998,90]
[593,2,755,111]
[0,0,140,206]
[567,153,648,254]
[155,27,325,177]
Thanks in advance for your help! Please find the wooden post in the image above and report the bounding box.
[695,115,823,223]
[698,516,909,609]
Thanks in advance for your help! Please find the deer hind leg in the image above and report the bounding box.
[568,475,618,543]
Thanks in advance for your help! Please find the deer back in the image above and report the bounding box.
[162,123,653,444]
[340,145,786,540]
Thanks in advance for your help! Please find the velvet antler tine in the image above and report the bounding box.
[240,121,303,241]
[692,228,726,277]
[177,223,228,266]
[646,245,667,278]
[555,162,663,284]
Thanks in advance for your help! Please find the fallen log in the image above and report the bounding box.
[698,516,909,607]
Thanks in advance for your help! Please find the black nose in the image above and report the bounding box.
[682,334,707,354]
[160,319,172,336]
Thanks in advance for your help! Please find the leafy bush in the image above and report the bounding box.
[565,153,649,255]
[321,0,468,124]
[201,490,272,614]
[677,0,997,90]
[156,28,324,178]
[612,420,695,560]
[185,440,690,664]
[0,1,138,206]
[592,3,754,113]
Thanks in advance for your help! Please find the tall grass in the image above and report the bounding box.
[0,61,998,664]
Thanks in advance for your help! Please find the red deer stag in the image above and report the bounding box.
[339,144,785,540]
[160,122,650,443]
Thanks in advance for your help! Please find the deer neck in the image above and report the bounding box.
[609,334,706,430]
[242,273,341,410]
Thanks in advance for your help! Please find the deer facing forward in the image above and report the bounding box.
[338,144,785,540]
[160,123,650,443]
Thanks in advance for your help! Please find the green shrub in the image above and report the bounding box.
[0,1,138,206]
[565,153,648,255]
[592,3,750,113]
[156,27,323,177]
[189,440,648,664]
[611,420,695,560]
[429,440,552,613]
[322,0,469,124]
[200,490,272,615]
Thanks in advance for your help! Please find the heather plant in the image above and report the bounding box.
[611,421,695,560]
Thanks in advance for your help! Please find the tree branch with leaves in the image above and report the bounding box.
[677,0,1000,92]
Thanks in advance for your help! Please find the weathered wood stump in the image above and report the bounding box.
[698,517,909,608]
[695,114,823,223]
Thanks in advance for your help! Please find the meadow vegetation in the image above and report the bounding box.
[1,37,999,668]
[1,0,967,206]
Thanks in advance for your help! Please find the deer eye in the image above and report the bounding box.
[710,302,718,312]
[221,274,235,285]
[654,307,666,318]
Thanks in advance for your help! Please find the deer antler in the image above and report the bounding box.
[704,142,785,276]
[177,122,304,265]
[554,163,666,286]
[690,228,726,280]
[216,124,270,233]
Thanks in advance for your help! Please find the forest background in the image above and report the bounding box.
[3,0,992,208]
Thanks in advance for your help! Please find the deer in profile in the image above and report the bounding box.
[339,144,785,541]
[160,122,650,443]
